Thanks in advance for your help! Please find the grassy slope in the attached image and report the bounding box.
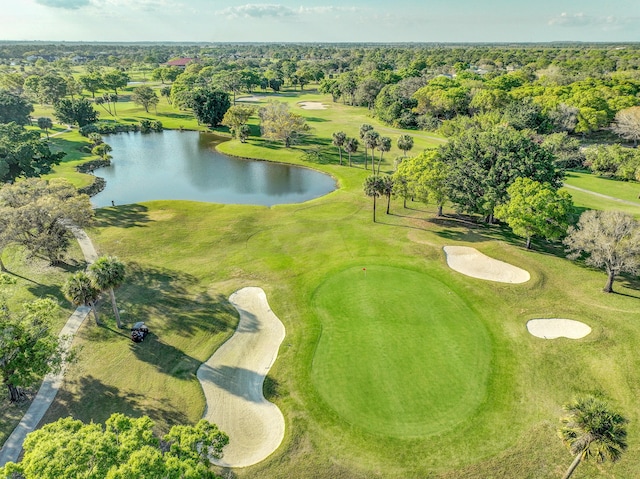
[4,87,640,478]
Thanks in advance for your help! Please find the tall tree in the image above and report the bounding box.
[612,106,640,146]
[363,130,379,171]
[0,178,93,264]
[394,150,449,216]
[191,88,231,128]
[0,89,33,125]
[0,413,228,479]
[0,298,66,402]
[37,117,53,139]
[54,98,99,127]
[79,72,104,98]
[558,396,627,479]
[397,134,414,158]
[131,85,159,113]
[62,271,101,324]
[494,178,573,249]
[344,137,359,167]
[359,124,374,164]
[376,136,392,174]
[332,131,346,165]
[564,210,640,293]
[0,123,65,182]
[439,126,562,222]
[102,69,129,95]
[363,175,384,222]
[381,175,394,214]
[259,101,308,147]
[221,105,255,140]
[89,255,126,329]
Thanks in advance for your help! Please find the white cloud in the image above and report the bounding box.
[35,0,91,9]
[217,4,296,18]
[548,12,627,28]
[216,4,360,19]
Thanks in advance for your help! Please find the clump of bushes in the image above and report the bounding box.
[139,119,163,133]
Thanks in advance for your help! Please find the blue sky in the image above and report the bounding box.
[2,0,639,43]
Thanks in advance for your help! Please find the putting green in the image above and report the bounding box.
[311,266,491,438]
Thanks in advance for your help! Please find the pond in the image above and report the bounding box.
[91,131,336,208]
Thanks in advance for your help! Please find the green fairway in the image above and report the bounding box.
[311,266,490,437]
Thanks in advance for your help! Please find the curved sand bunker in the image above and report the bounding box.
[527,319,591,339]
[197,287,286,468]
[298,101,326,110]
[443,246,530,283]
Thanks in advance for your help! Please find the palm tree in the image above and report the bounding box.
[344,137,359,167]
[558,396,628,479]
[359,124,374,164]
[363,175,384,222]
[332,131,347,165]
[376,136,392,174]
[363,130,379,171]
[62,271,101,325]
[89,255,126,329]
[381,175,394,214]
[397,134,414,157]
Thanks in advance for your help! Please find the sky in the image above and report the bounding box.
[1,0,639,43]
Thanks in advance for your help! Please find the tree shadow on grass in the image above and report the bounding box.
[46,375,189,431]
[113,262,237,338]
[129,331,203,380]
[93,204,151,228]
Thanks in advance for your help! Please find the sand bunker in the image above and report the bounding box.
[236,95,265,102]
[443,246,530,283]
[527,319,591,339]
[298,101,326,110]
[197,287,286,468]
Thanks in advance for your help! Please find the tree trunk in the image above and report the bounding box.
[338,148,343,165]
[526,236,532,249]
[90,302,100,325]
[377,153,383,174]
[386,193,391,214]
[403,197,407,209]
[364,151,368,170]
[348,152,352,167]
[372,196,376,222]
[0,254,6,272]
[7,383,26,402]
[603,269,616,293]
[109,287,122,329]
[561,452,583,479]
[437,204,443,217]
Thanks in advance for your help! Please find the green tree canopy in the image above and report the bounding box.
[0,414,228,479]
[0,90,33,125]
[394,150,449,216]
[54,98,99,127]
[191,88,231,127]
[0,123,65,183]
[0,298,66,402]
[494,177,573,249]
[439,126,562,222]
[131,85,159,113]
[0,178,93,264]
[221,105,255,140]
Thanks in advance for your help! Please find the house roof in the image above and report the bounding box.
[164,57,194,67]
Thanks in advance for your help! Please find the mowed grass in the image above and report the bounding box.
[6,87,640,478]
[311,265,490,437]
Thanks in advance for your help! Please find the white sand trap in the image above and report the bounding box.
[197,287,286,468]
[298,101,326,110]
[527,319,591,339]
[236,95,265,102]
[443,246,530,283]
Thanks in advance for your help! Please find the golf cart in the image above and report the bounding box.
[131,321,149,342]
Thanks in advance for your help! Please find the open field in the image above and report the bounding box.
[3,88,640,478]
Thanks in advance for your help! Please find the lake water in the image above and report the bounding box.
[91,131,336,208]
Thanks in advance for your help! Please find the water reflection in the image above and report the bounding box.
[91,131,336,207]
